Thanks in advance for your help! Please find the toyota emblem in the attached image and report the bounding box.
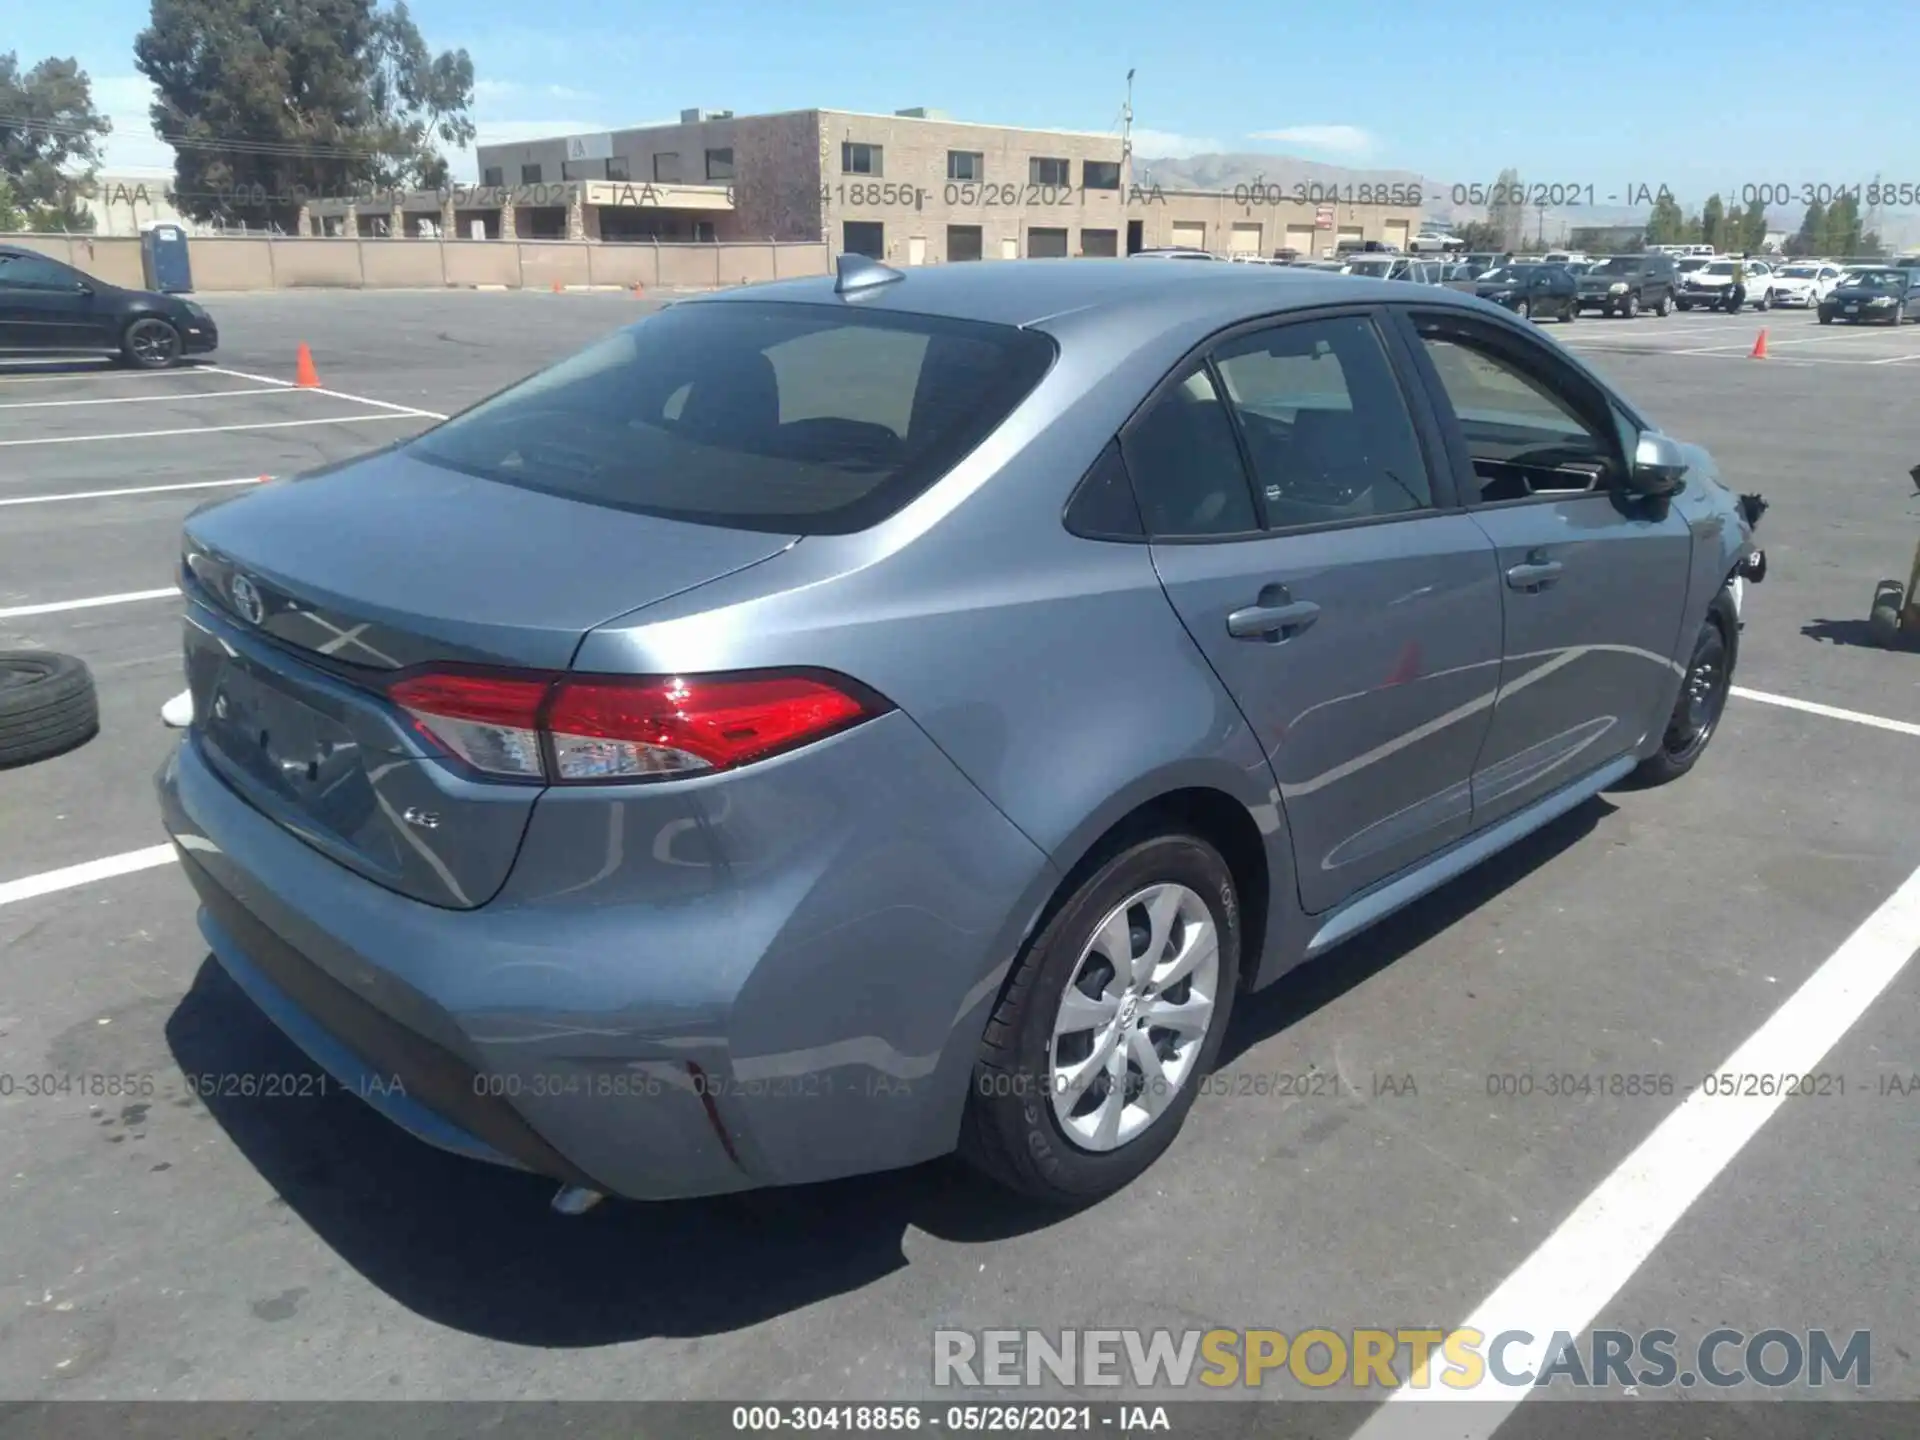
[229,573,265,625]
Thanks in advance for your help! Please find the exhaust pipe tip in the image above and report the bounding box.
[551,1184,606,1216]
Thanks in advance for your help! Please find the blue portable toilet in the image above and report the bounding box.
[140,222,194,293]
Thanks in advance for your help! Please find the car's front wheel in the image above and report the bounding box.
[960,833,1241,1204]
[1656,292,1673,316]
[1677,299,1694,311]
[1515,298,1532,320]
[121,317,183,369]
[1634,589,1738,786]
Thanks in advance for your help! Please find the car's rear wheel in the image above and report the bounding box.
[960,833,1241,1205]
[1515,299,1532,320]
[1819,310,1833,324]
[121,317,183,369]
[1624,291,1641,318]
[1677,299,1693,311]
[0,652,100,768]
[1634,589,1737,786]
[1561,299,1577,323]
[1756,289,1772,311]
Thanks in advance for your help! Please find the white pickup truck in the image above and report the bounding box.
[1675,258,1777,311]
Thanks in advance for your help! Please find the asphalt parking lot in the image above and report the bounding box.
[2,289,1917,1434]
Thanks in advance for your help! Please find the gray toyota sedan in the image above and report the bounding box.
[158,257,1763,1208]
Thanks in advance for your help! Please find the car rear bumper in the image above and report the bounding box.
[156,707,1055,1201]
[1772,291,1815,306]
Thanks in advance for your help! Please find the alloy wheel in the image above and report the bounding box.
[1048,882,1220,1153]
[125,318,180,367]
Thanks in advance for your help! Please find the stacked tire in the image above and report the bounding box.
[0,652,100,767]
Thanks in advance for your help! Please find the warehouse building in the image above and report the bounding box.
[305,106,1423,260]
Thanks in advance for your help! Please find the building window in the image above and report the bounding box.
[947,151,983,182]
[608,157,629,182]
[842,142,883,176]
[694,220,717,243]
[705,148,734,181]
[654,153,682,182]
[1083,160,1121,190]
[843,220,885,258]
[947,224,983,262]
[482,165,504,187]
[1030,157,1070,187]
[1028,227,1069,259]
[1080,228,1118,257]
[521,163,542,184]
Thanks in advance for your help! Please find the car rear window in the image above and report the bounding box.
[408,300,1057,534]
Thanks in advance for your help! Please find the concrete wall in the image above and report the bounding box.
[0,233,832,291]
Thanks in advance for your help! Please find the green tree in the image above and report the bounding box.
[1698,194,1725,249]
[1824,193,1865,256]
[0,52,112,231]
[1451,219,1507,251]
[1789,199,1826,256]
[134,0,475,229]
[1738,201,1769,254]
[1645,190,1687,244]
[1491,166,1526,249]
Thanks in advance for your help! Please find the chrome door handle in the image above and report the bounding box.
[1228,597,1321,641]
[1505,559,1564,592]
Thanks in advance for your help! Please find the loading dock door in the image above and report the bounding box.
[1284,224,1314,256]
[1171,221,1207,249]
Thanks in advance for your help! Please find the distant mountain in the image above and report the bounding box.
[1129,151,1920,250]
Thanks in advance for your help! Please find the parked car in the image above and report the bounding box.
[1131,248,1217,261]
[1818,266,1920,324]
[1459,251,1514,277]
[1408,231,1467,254]
[156,256,1764,1208]
[1673,255,1715,285]
[1576,253,1678,317]
[1473,262,1580,321]
[0,245,218,368]
[1676,258,1776,311]
[1769,262,1845,308]
[1342,255,1446,283]
[1541,251,1589,267]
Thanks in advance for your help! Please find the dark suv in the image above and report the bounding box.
[1576,254,1677,317]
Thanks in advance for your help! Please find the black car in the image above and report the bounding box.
[1473,262,1579,322]
[0,247,218,367]
[1575,253,1677,317]
[1818,267,1920,325]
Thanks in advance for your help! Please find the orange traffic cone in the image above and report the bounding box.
[631,282,645,297]
[550,278,564,293]
[294,343,320,387]
[1750,328,1769,359]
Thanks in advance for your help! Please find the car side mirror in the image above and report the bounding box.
[1628,432,1689,497]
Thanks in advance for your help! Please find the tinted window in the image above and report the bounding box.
[409,302,1056,535]
[1412,321,1614,501]
[1213,316,1432,527]
[0,254,77,289]
[1064,440,1145,540]
[1121,369,1259,538]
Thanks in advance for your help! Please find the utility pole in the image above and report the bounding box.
[1121,68,1135,191]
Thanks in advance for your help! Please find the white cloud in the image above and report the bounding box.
[1247,124,1378,157]
[1128,128,1224,159]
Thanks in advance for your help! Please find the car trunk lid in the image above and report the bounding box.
[178,450,797,908]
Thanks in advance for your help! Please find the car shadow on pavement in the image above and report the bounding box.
[1217,797,1612,1067]
[1803,618,1909,650]
[164,958,1064,1347]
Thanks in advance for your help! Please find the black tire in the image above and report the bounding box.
[1634,589,1738,786]
[1867,601,1904,649]
[1676,299,1693,311]
[959,832,1242,1205]
[1561,300,1577,323]
[120,316,183,369]
[1624,291,1641,318]
[1656,292,1673,316]
[0,652,99,767]
[1515,298,1532,320]
[1819,311,1833,324]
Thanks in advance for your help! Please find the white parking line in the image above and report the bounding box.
[1675,326,1915,355]
[1733,685,1920,738]
[0,477,261,507]
[203,364,447,421]
[1352,859,1920,1438]
[0,413,425,448]
[0,386,288,410]
[0,587,177,620]
[0,845,177,908]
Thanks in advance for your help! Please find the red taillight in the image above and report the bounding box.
[385,668,881,784]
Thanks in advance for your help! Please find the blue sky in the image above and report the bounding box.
[17,0,1916,208]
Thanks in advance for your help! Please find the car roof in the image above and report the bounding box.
[692,257,1499,332]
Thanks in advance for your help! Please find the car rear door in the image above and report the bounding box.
[1392,307,1692,827]
[1132,306,1504,915]
[0,252,99,350]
